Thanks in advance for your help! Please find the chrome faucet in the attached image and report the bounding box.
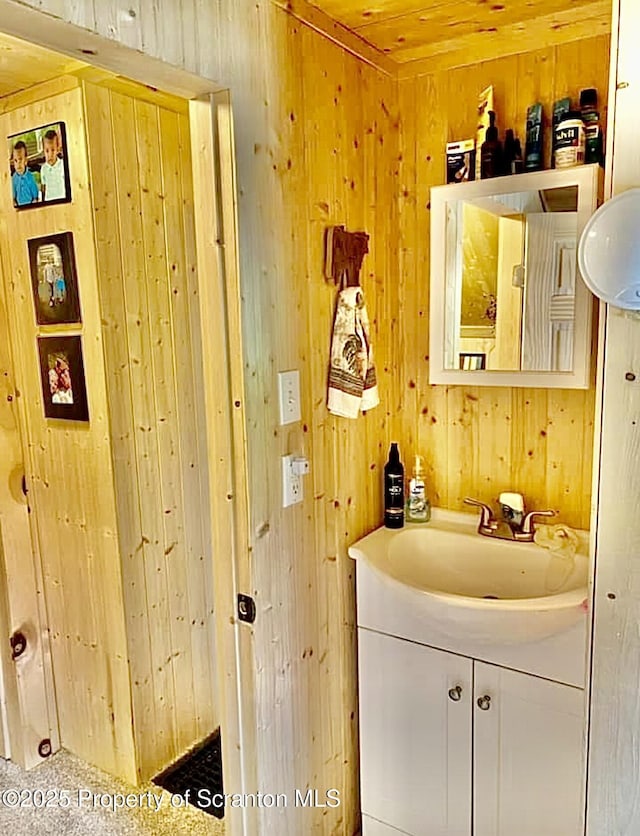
[464,493,556,542]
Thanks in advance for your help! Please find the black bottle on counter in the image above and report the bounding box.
[384,442,405,529]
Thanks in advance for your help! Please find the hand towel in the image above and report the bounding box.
[533,523,579,559]
[327,286,379,419]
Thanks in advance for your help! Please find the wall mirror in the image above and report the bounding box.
[429,164,601,388]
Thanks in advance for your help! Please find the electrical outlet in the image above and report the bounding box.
[282,454,303,507]
[278,370,301,425]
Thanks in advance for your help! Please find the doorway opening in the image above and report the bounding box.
[0,22,249,832]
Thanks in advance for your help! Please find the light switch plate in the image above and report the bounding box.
[278,370,301,425]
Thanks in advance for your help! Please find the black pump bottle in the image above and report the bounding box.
[384,442,405,529]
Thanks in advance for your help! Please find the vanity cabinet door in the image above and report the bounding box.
[473,662,585,836]
[358,628,472,836]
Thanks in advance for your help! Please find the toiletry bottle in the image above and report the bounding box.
[511,138,524,173]
[384,442,404,529]
[480,111,502,179]
[524,103,543,171]
[406,455,430,523]
[580,88,604,165]
[555,111,586,168]
[552,97,571,168]
[502,129,524,175]
[475,85,494,181]
[502,129,515,175]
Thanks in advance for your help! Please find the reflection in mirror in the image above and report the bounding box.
[444,186,578,372]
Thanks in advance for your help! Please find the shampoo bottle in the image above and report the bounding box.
[384,442,404,529]
[406,455,430,523]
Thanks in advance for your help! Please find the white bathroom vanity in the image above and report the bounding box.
[349,509,589,836]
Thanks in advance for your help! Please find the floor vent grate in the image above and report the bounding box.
[153,729,224,819]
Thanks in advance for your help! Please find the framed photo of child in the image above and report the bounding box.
[37,335,89,422]
[7,122,71,209]
[28,232,81,325]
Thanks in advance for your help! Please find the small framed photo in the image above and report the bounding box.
[28,232,81,325]
[38,336,89,422]
[8,122,71,209]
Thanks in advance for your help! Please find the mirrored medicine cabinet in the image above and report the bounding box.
[429,164,601,388]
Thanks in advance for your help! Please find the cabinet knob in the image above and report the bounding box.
[448,685,463,702]
[476,694,492,711]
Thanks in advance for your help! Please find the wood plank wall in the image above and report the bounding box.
[397,35,611,530]
[0,83,137,782]
[586,1,640,831]
[0,3,613,834]
[249,12,399,834]
[0,1,399,829]
[82,79,217,780]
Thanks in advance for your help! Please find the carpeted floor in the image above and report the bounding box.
[0,749,225,835]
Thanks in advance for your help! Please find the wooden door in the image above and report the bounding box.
[522,212,578,371]
[492,214,524,370]
[0,276,57,768]
[358,628,472,836]
[473,662,585,836]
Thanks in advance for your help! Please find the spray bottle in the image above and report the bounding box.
[384,443,405,529]
[406,455,430,523]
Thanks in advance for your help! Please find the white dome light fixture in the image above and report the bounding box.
[578,188,640,309]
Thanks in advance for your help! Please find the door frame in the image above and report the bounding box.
[0,5,253,834]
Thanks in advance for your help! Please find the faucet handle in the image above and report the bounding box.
[464,497,496,530]
[498,491,525,528]
[521,508,556,535]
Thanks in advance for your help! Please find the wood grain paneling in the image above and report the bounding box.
[83,80,217,780]
[0,85,137,782]
[271,0,396,74]
[586,2,640,832]
[0,30,85,96]
[295,0,611,74]
[307,0,589,30]
[247,11,399,833]
[396,34,611,530]
[396,4,611,75]
[0,4,614,836]
[358,0,602,54]
[0,75,216,784]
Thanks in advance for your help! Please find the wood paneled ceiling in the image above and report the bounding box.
[0,33,184,113]
[0,31,86,98]
[295,0,612,75]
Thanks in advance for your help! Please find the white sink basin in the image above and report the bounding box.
[348,509,589,644]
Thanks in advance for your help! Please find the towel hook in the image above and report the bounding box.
[324,225,369,288]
